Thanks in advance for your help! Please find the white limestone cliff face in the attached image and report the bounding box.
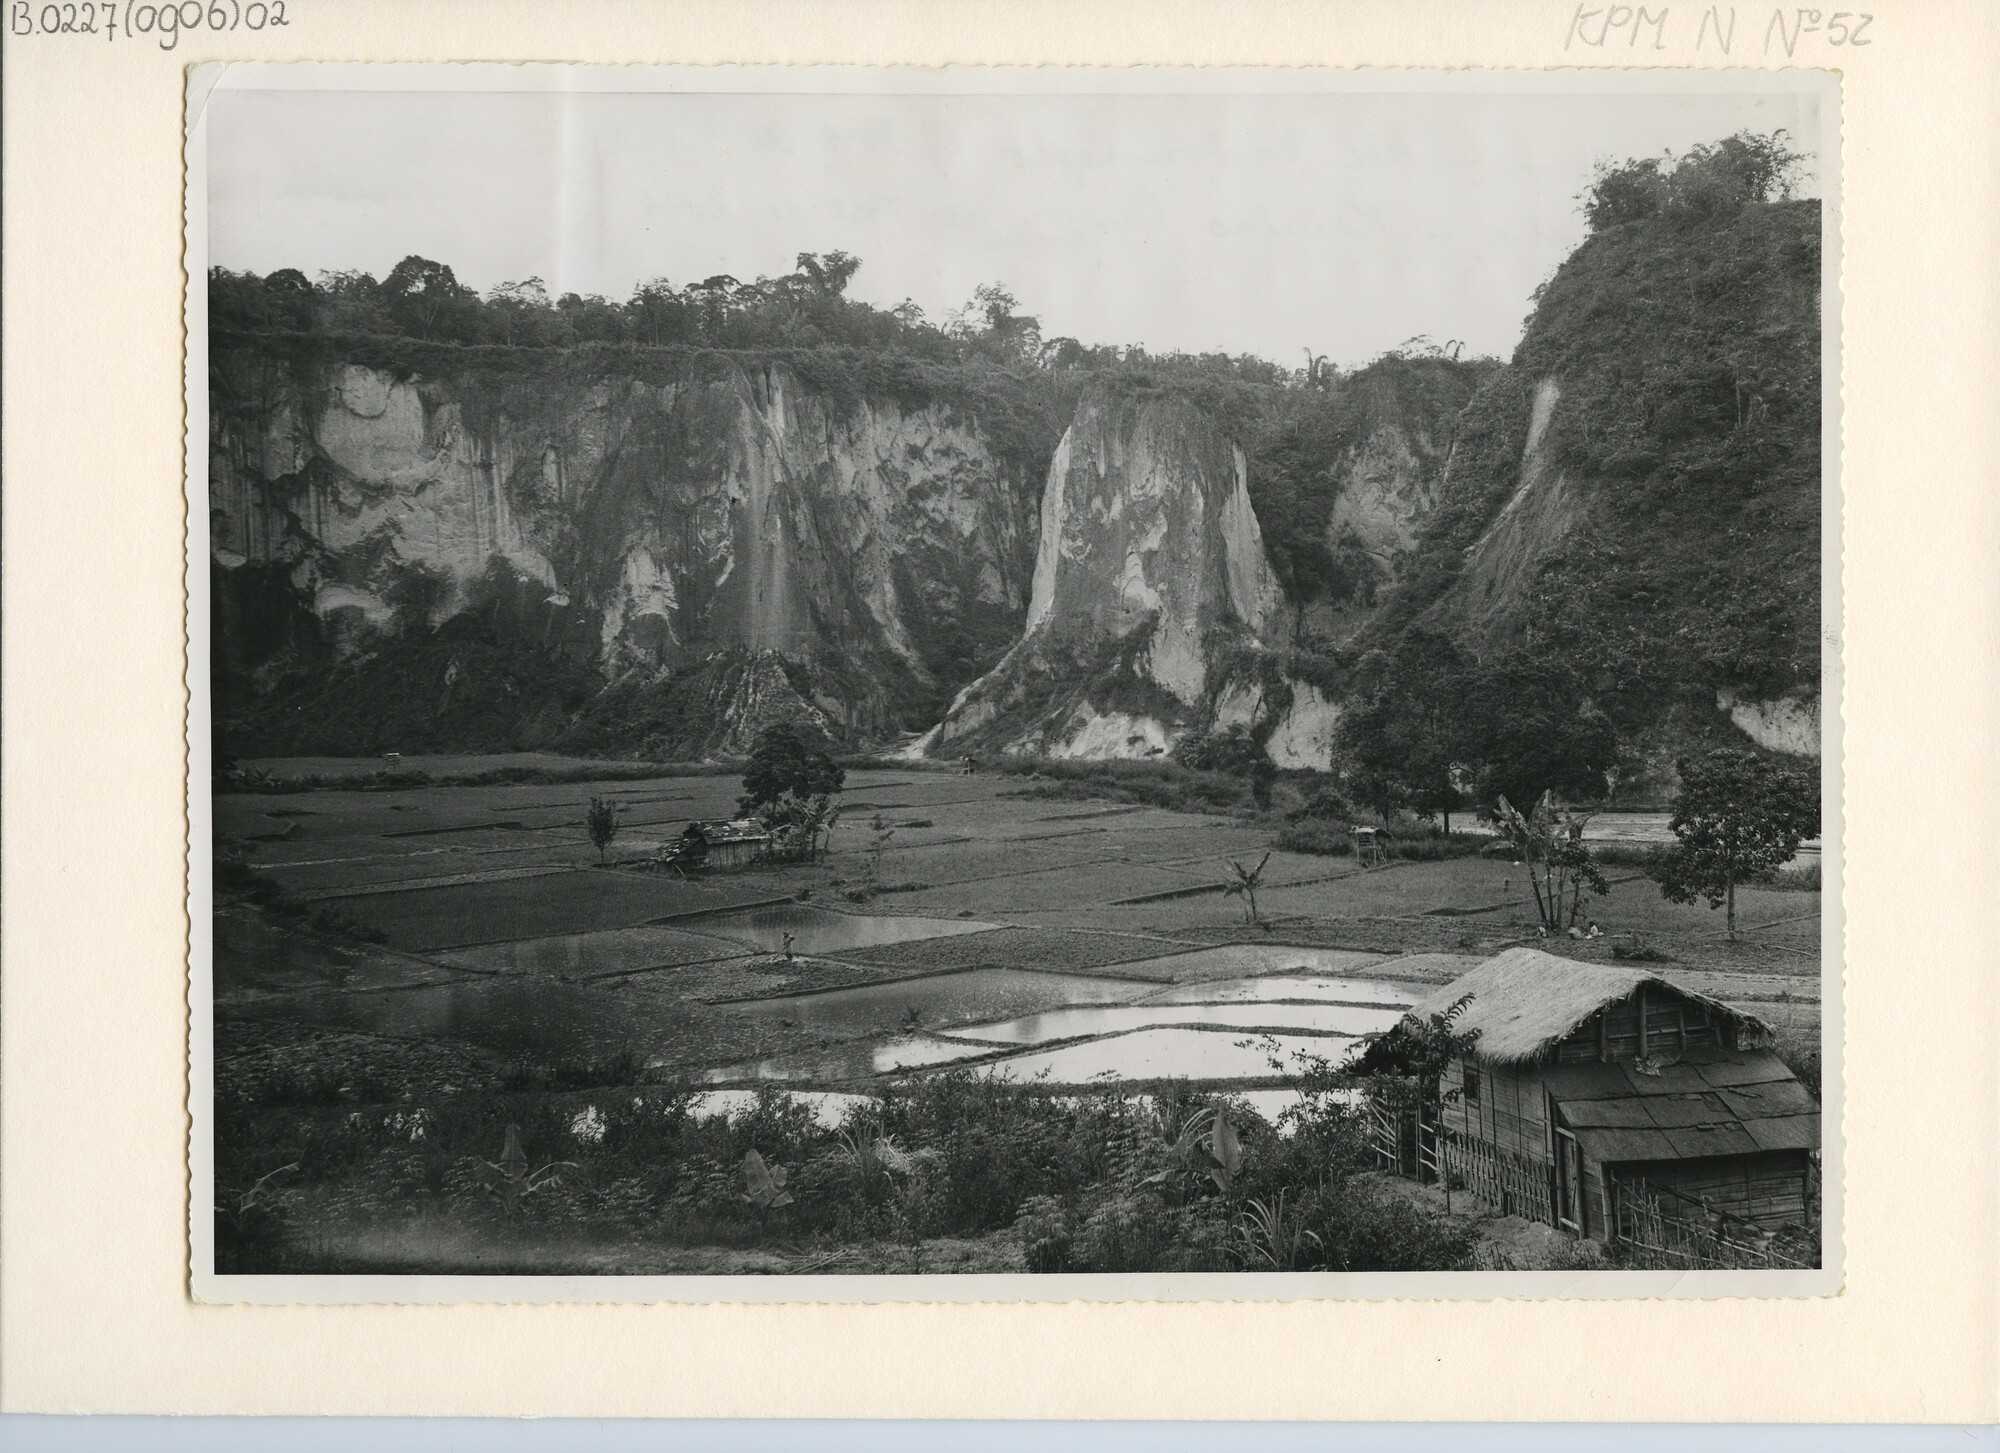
[1328,423,1440,568]
[211,364,561,628]
[1263,682,1342,769]
[1317,416,1462,642]
[1445,378,1579,628]
[1717,689,1822,756]
[933,388,1285,758]
[1197,677,1343,770]
[210,352,1037,749]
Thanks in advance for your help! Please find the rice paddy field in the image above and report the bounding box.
[212,756,1826,1275]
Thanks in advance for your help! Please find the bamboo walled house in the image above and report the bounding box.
[1396,949,1820,1244]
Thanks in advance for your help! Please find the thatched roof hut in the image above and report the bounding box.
[1389,948,1817,1242]
[677,819,770,868]
[1410,948,1775,1065]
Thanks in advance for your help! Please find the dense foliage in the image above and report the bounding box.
[212,560,604,757]
[737,723,846,813]
[1581,132,1805,232]
[1337,628,1619,821]
[216,1061,1482,1275]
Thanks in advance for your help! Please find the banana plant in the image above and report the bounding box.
[1222,852,1271,925]
[476,1124,577,1214]
[1141,1105,1245,1197]
[740,1148,794,1209]
[1209,1105,1244,1192]
[1492,791,1609,932]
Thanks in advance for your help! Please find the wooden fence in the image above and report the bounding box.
[1609,1174,1815,1270]
[1369,1099,1430,1180]
[1439,1126,1557,1227]
[1369,1100,1817,1269]
[1372,1104,1560,1228]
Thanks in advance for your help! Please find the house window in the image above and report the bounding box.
[1462,1062,1481,1105]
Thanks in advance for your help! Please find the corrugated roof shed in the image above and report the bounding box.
[1538,1047,1818,1165]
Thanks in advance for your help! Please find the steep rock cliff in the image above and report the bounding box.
[209,343,1045,756]
[932,387,1285,758]
[1265,355,1493,642]
[1363,197,1823,763]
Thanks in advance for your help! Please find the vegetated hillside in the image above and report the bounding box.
[210,337,1068,758]
[1366,189,1823,764]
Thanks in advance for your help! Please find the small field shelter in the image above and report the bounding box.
[675,819,770,869]
[1397,949,1819,1242]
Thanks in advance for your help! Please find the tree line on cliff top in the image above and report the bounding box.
[211,245,1277,376]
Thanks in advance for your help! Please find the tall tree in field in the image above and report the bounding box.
[1656,748,1819,939]
[738,722,845,814]
[586,797,619,863]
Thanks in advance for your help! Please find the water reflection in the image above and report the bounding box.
[979,1028,1356,1085]
[689,1086,1347,1134]
[1586,812,1822,862]
[940,1000,1407,1045]
[721,968,1154,1038]
[686,1089,874,1128]
[701,1034,991,1083]
[694,904,998,955]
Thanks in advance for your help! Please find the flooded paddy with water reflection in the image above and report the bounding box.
[716,966,1156,1038]
[939,999,1408,1046]
[689,903,999,955]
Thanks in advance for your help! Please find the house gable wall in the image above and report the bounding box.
[1553,986,1741,1064]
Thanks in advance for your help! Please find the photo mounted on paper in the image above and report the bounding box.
[187,63,1841,1302]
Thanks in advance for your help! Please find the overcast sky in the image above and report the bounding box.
[207,82,1821,369]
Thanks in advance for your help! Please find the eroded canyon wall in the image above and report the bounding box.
[210,346,1042,756]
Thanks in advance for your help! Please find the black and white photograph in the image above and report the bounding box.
[190,65,1838,1297]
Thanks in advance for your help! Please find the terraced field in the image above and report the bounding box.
[215,758,1826,1097]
